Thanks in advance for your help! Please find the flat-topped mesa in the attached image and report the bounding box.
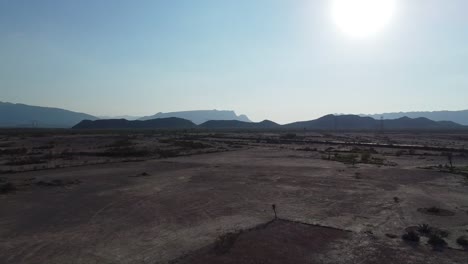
[139,110,252,125]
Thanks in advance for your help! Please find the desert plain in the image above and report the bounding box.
[1,130,468,263]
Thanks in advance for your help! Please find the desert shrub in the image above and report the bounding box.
[417,224,431,235]
[360,152,372,163]
[427,206,441,214]
[433,229,449,238]
[395,150,406,156]
[174,140,210,149]
[428,234,447,248]
[155,148,180,158]
[333,153,358,164]
[33,145,54,150]
[159,138,174,144]
[297,147,317,152]
[456,236,468,247]
[107,138,133,148]
[100,147,151,157]
[370,157,385,165]
[402,230,420,242]
[0,148,27,156]
[442,152,454,170]
[280,133,297,139]
[214,232,240,255]
[354,172,362,179]
[0,182,16,194]
[5,156,46,166]
[36,179,81,187]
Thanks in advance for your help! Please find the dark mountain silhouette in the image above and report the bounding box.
[285,115,463,130]
[3,100,464,131]
[365,110,468,125]
[286,115,377,130]
[199,120,280,129]
[0,102,98,128]
[139,110,251,124]
[73,117,196,129]
[74,115,463,130]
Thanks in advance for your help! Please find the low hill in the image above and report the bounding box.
[73,117,196,129]
[365,110,468,125]
[285,115,464,130]
[139,110,251,124]
[0,102,97,128]
[199,120,280,129]
[286,115,376,130]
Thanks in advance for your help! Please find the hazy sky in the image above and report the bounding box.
[1,0,467,123]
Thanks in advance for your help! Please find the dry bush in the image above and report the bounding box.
[402,230,420,242]
[0,182,16,194]
[456,236,468,247]
[214,232,240,255]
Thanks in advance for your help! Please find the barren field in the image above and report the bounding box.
[1,131,468,263]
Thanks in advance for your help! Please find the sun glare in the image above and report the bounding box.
[331,0,396,38]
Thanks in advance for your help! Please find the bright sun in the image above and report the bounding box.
[331,0,396,38]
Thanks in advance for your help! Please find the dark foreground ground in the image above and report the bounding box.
[1,131,468,263]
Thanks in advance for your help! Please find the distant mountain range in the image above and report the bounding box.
[74,115,465,130]
[0,102,252,128]
[2,101,468,130]
[0,102,98,128]
[364,110,468,125]
[285,115,462,130]
[139,110,251,124]
[199,120,279,129]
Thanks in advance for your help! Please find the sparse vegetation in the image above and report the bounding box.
[443,152,454,171]
[402,230,420,242]
[281,133,297,139]
[395,150,406,156]
[100,147,152,157]
[214,232,240,255]
[0,182,16,194]
[417,224,431,235]
[5,156,46,166]
[427,206,441,214]
[360,151,372,163]
[456,236,468,247]
[297,147,317,152]
[331,153,358,165]
[36,179,81,187]
[107,138,134,148]
[428,234,447,249]
[174,140,210,149]
[354,172,362,179]
[0,147,27,155]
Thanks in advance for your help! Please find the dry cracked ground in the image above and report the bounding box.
[1,132,468,263]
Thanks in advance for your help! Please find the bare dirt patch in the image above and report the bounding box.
[173,219,350,264]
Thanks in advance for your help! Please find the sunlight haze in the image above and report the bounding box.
[1,0,467,123]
